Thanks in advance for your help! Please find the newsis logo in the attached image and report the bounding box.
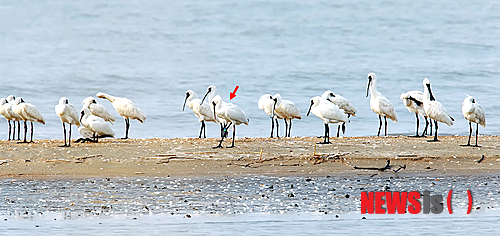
[360,190,473,214]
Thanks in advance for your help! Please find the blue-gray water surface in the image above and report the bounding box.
[1,0,499,140]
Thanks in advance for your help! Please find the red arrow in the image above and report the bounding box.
[230,86,239,100]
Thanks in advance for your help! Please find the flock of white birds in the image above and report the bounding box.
[0,72,486,148]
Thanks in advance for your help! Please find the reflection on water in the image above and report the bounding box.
[1,175,500,234]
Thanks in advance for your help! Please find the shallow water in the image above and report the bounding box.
[1,0,500,140]
[1,175,500,234]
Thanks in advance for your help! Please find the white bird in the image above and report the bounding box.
[461,94,486,147]
[258,94,282,138]
[211,95,249,148]
[422,78,454,142]
[182,89,217,138]
[321,90,357,137]
[79,108,115,142]
[11,97,45,143]
[0,95,22,141]
[55,97,81,147]
[200,85,233,138]
[82,97,116,124]
[366,73,398,136]
[400,91,432,137]
[96,92,146,139]
[307,96,349,144]
[272,94,301,137]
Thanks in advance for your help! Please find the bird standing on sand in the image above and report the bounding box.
[183,89,217,138]
[307,96,349,144]
[200,85,233,138]
[461,94,485,147]
[55,97,80,147]
[82,96,116,124]
[366,73,398,136]
[0,95,22,140]
[400,91,431,137]
[422,78,454,142]
[96,92,146,139]
[11,97,45,143]
[0,98,13,140]
[321,90,356,137]
[272,94,301,137]
[258,94,281,138]
[79,108,115,142]
[211,95,249,148]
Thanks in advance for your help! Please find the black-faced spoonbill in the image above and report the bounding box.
[211,95,249,148]
[55,97,80,147]
[82,97,116,124]
[272,94,301,137]
[258,94,281,138]
[461,94,485,147]
[79,108,115,143]
[96,92,146,139]
[422,78,454,142]
[400,91,432,137]
[1,95,22,140]
[321,91,356,137]
[183,89,217,138]
[200,85,233,138]
[307,96,349,144]
[366,72,398,136]
[0,98,13,140]
[11,97,45,143]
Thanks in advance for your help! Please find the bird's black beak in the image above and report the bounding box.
[80,110,84,123]
[366,77,372,97]
[426,83,435,101]
[306,100,314,116]
[271,98,277,118]
[330,93,335,98]
[182,93,189,111]
[212,102,217,121]
[472,99,476,103]
[200,90,209,105]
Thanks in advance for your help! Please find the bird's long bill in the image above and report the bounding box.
[366,78,372,97]
[426,84,435,101]
[200,90,210,105]
[79,110,84,123]
[182,95,188,111]
[271,99,277,118]
[212,102,218,122]
[306,100,313,116]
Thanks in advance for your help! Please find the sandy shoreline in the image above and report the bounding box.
[0,135,499,179]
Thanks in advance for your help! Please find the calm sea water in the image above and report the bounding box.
[1,0,499,140]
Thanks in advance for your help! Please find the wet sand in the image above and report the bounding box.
[0,135,499,179]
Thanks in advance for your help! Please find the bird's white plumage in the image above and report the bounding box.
[212,95,249,126]
[462,94,485,127]
[258,94,278,118]
[80,108,115,137]
[423,78,454,126]
[83,96,116,124]
[400,90,426,116]
[78,126,94,139]
[55,97,80,126]
[184,90,217,123]
[321,91,357,116]
[12,97,45,124]
[96,92,146,122]
[366,73,398,122]
[0,98,9,120]
[202,85,234,125]
[272,94,301,120]
[308,96,348,124]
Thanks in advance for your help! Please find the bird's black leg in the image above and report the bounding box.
[203,121,206,138]
[288,119,292,137]
[68,124,72,147]
[18,121,28,143]
[318,123,331,144]
[30,122,34,143]
[461,122,472,146]
[8,120,11,141]
[198,121,204,138]
[283,118,288,138]
[336,124,340,138]
[415,114,420,137]
[429,120,433,136]
[270,117,274,138]
[428,120,439,142]
[122,118,130,139]
[228,124,236,148]
[214,123,230,149]
[275,118,280,138]
[17,121,21,140]
[422,117,429,136]
[384,116,388,136]
[473,122,480,147]
[377,115,382,137]
[60,123,67,147]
